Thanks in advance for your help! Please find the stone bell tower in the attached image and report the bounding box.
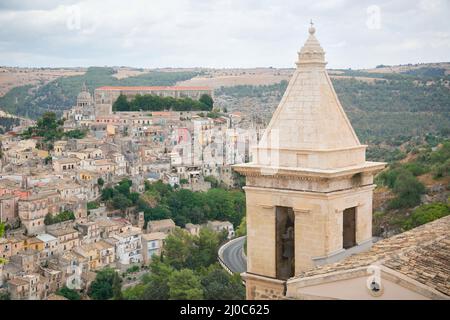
[233,23,386,300]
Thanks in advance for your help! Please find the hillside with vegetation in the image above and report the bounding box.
[373,139,450,237]
[0,116,20,134]
[83,179,246,300]
[100,179,245,229]
[20,111,87,150]
[0,67,200,119]
[215,66,450,160]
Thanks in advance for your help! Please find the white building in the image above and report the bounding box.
[206,220,235,239]
[56,251,87,290]
[109,227,142,266]
[36,234,59,259]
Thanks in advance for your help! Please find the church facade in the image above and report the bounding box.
[63,83,95,130]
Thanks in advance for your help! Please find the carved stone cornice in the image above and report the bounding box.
[233,162,385,182]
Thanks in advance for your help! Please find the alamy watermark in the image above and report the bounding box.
[66,5,82,31]
[366,5,382,30]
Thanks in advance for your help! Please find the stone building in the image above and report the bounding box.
[108,227,142,267]
[18,194,49,236]
[146,218,175,234]
[52,157,81,174]
[185,223,201,236]
[0,194,19,224]
[7,274,42,300]
[35,234,59,259]
[233,24,386,299]
[62,83,95,128]
[47,227,80,252]
[284,215,450,300]
[94,86,213,116]
[206,220,235,239]
[141,232,166,264]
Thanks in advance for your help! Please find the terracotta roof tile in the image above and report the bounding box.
[297,215,450,296]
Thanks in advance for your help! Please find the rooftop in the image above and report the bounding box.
[142,232,167,241]
[295,215,450,297]
[54,157,80,164]
[113,227,142,239]
[8,277,29,286]
[36,233,58,243]
[147,218,175,229]
[47,227,79,237]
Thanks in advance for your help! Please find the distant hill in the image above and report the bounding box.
[214,64,450,158]
[1,63,449,160]
[0,67,200,119]
[363,62,450,76]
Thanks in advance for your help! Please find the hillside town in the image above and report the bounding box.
[0,84,252,300]
[1,0,450,306]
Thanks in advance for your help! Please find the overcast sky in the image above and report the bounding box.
[0,0,449,69]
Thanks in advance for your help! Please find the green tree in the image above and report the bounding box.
[115,178,132,196]
[163,228,193,270]
[168,269,203,300]
[122,284,146,300]
[39,112,58,130]
[188,228,220,270]
[389,171,425,209]
[201,267,245,300]
[0,222,4,237]
[128,192,140,205]
[144,205,171,225]
[112,193,132,211]
[0,222,5,265]
[44,213,54,225]
[88,268,118,300]
[101,187,115,201]
[97,177,105,187]
[236,216,246,237]
[403,203,450,230]
[87,201,100,210]
[56,286,81,300]
[113,94,131,111]
[64,129,87,139]
[44,211,75,225]
[0,291,10,300]
[112,272,123,300]
[199,94,214,110]
[141,258,174,300]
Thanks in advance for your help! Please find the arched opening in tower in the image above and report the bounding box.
[343,207,357,249]
[276,206,295,279]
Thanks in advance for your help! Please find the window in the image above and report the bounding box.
[343,207,357,249]
[276,206,295,280]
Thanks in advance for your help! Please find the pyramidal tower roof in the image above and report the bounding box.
[236,23,385,174]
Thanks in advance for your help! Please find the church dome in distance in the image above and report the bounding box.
[77,83,92,106]
[77,90,91,101]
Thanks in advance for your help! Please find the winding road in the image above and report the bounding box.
[218,236,247,274]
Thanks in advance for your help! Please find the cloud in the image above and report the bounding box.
[0,0,448,68]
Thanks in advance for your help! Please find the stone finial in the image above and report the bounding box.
[296,21,326,68]
[309,19,316,35]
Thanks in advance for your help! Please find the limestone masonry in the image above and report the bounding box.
[233,24,446,300]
